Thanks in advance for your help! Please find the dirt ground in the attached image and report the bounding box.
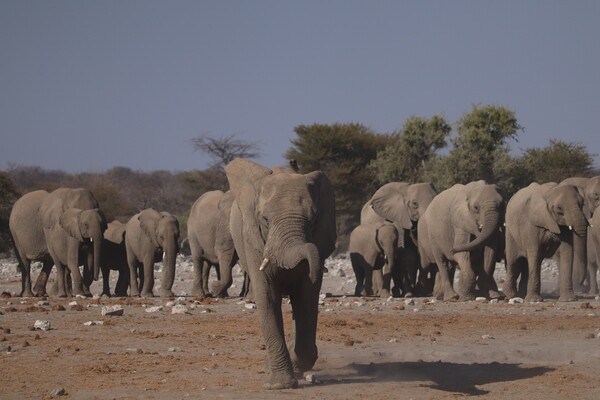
[1,256,599,399]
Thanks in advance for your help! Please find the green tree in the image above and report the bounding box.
[0,172,20,253]
[431,104,522,191]
[370,115,451,184]
[285,123,394,250]
[520,139,595,183]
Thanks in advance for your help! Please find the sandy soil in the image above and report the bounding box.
[0,256,599,399]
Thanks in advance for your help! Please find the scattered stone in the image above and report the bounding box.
[34,320,51,331]
[34,334,40,340]
[481,334,494,340]
[1,292,11,298]
[70,304,84,311]
[344,340,354,347]
[37,300,49,306]
[101,305,124,316]
[305,373,316,384]
[6,345,12,353]
[145,306,163,313]
[490,299,499,304]
[22,341,30,347]
[83,321,104,326]
[389,338,398,343]
[165,301,175,307]
[175,297,186,304]
[68,301,78,306]
[580,302,592,309]
[475,297,487,302]
[244,303,257,310]
[171,305,189,314]
[167,347,182,352]
[52,304,66,311]
[508,297,524,304]
[404,299,415,306]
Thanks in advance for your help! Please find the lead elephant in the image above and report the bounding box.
[125,208,180,298]
[349,223,398,297]
[560,176,600,293]
[100,220,130,297]
[187,190,239,298]
[225,158,336,389]
[361,182,437,296]
[418,181,504,301]
[504,183,587,302]
[9,188,105,297]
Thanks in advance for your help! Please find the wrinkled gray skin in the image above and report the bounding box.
[560,176,600,294]
[9,188,105,297]
[504,183,587,302]
[188,190,239,298]
[349,223,398,298]
[419,181,504,301]
[100,220,130,297]
[125,208,180,298]
[361,182,437,296]
[588,211,600,294]
[226,159,336,390]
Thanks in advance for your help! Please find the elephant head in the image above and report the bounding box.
[535,184,587,285]
[452,181,504,253]
[59,208,108,280]
[138,208,180,292]
[366,182,437,248]
[225,159,336,284]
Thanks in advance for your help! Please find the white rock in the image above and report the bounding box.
[165,301,175,307]
[175,297,186,304]
[404,299,415,306]
[168,347,182,352]
[83,320,104,326]
[101,305,124,316]
[171,304,189,314]
[475,297,487,302]
[508,297,524,304]
[68,301,79,306]
[389,338,398,343]
[145,306,163,313]
[34,320,51,331]
[490,299,499,304]
[244,303,257,310]
[481,334,494,340]
[305,374,316,384]
[36,300,49,306]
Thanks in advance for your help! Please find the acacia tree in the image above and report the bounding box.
[426,104,522,192]
[520,139,595,183]
[191,134,261,171]
[370,115,451,184]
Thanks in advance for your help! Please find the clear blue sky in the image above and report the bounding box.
[1,1,599,172]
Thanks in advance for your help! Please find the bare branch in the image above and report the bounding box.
[190,134,261,170]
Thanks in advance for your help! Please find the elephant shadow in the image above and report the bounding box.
[316,361,553,395]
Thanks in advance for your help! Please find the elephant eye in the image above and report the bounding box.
[473,205,479,213]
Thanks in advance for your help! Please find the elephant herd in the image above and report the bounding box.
[6,159,600,390]
[350,176,600,303]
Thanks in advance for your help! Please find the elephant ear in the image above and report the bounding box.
[305,171,337,260]
[138,208,162,248]
[225,159,273,254]
[59,208,84,241]
[370,182,412,230]
[531,189,561,234]
[456,190,480,235]
[105,221,126,244]
[159,211,180,229]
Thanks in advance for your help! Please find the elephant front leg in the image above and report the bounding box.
[191,257,207,297]
[524,251,544,302]
[433,257,459,301]
[251,270,296,389]
[140,257,155,297]
[589,261,599,295]
[18,261,35,297]
[128,253,141,297]
[288,274,321,375]
[32,259,53,297]
[557,242,577,302]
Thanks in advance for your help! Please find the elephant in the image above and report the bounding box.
[225,158,336,389]
[125,208,180,298]
[418,181,504,301]
[560,176,600,294]
[361,182,437,296]
[588,210,600,294]
[349,223,399,297]
[504,182,587,302]
[187,190,239,298]
[100,220,130,297]
[9,188,105,297]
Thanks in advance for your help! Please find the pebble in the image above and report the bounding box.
[481,334,494,340]
[101,305,124,316]
[145,306,163,313]
[475,297,487,302]
[37,300,49,306]
[50,387,66,397]
[34,320,51,331]
[508,297,524,304]
[83,321,104,326]
[171,305,189,314]
[168,347,182,352]
[404,299,415,306]
[244,303,257,310]
[305,373,316,384]
[68,301,79,306]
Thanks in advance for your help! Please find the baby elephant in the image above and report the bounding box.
[349,223,399,298]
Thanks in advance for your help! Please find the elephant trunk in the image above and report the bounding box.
[568,209,588,286]
[161,239,178,291]
[92,231,103,281]
[452,207,499,253]
[262,215,322,284]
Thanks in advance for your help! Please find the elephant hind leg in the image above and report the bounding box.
[288,276,319,375]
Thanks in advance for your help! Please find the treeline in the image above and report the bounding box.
[0,104,597,254]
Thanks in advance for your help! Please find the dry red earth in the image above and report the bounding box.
[1,258,599,399]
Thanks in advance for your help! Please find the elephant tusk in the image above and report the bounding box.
[90,237,93,243]
[479,224,484,230]
[568,225,573,231]
[162,251,166,260]
[259,258,270,271]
